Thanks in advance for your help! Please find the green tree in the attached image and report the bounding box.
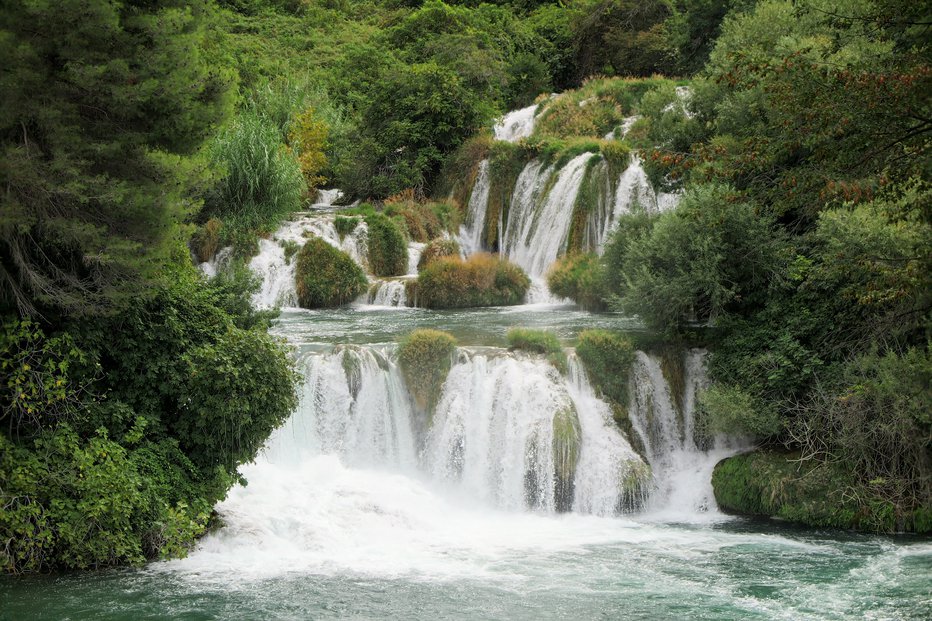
[0,0,234,316]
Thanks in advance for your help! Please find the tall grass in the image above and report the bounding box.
[206,109,305,232]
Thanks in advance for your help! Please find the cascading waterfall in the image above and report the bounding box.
[258,345,672,518]
[499,153,594,303]
[493,104,539,142]
[627,350,746,518]
[457,159,491,256]
[263,346,419,471]
[367,280,409,307]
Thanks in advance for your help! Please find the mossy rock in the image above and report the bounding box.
[294,237,368,308]
[576,330,636,406]
[365,213,408,277]
[417,238,461,272]
[552,403,581,512]
[712,451,931,534]
[413,253,529,309]
[397,329,457,416]
[334,216,360,239]
[507,328,567,373]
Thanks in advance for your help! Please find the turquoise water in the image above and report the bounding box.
[2,521,929,620]
[4,304,929,620]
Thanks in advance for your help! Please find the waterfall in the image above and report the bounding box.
[457,159,491,256]
[503,153,594,280]
[493,104,539,142]
[263,346,419,471]
[627,350,745,518]
[367,279,409,307]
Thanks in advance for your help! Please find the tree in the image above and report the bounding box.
[0,0,234,317]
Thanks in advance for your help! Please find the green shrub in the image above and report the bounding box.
[334,216,360,238]
[294,238,368,308]
[417,238,461,272]
[507,328,566,373]
[546,253,608,311]
[365,213,409,277]
[280,239,300,264]
[698,384,781,439]
[397,329,457,414]
[413,254,530,309]
[576,330,636,406]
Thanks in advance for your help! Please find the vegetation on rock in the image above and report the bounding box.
[417,239,461,272]
[364,213,409,277]
[294,238,368,308]
[397,329,457,414]
[507,329,567,373]
[575,330,636,407]
[411,254,530,309]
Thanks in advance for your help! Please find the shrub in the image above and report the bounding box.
[334,216,360,238]
[397,329,457,414]
[698,384,781,439]
[417,238,461,271]
[190,218,223,263]
[413,254,530,309]
[576,330,636,406]
[365,213,409,277]
[507,328,566,373]
[294,238,368,308]
[547,253,608,311]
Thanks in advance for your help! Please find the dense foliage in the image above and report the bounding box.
[410,254,530,309]
[294,238,369,308]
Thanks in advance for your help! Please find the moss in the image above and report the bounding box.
[485,142,528,251]
[552,404,581,512]
[658,347,686,427]
[507,328,567,373]
[364,213,408,277]
[191,218,223,263]
[576,330,636,407]
[417,238,461,271]
[294,238,368,308]
[546,253,608,311]
[397,329,457,415]
[712,451,932,534]
[413,253,530,309]
[280,239,300,264]
[334,216,360,238]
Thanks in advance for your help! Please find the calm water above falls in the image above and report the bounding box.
[3,304,930,620]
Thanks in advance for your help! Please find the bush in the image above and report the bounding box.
[698,384,781,439]
[576,330,636,406]
[190,218,223,263]
[397,329,457,414]
[417,238,461,272]
[365,213,409,277]
[294,238,368,308]
[412,254,530,309]
[546,253,608,311]
[507,328,566,373]
[604,183,783,333]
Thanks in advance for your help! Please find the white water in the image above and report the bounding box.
[503,153,594,280]
[493,104,539,142]
[628,351,746,520]
[457,159,491,256]
[367,280,409,307]
[249,214,370,308]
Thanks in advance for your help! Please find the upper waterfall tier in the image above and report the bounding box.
[493,104,539,142]
[457,152,679,293]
